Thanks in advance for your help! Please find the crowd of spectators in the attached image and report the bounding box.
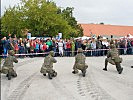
[1,34,133,58]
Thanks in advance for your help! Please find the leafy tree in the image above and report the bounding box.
[100,22,104,25]
[1,0,83,38]
[1,6,22,37]
[61,7,83,37]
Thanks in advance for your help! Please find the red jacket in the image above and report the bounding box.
[43,44,47,50]
[66,42,71,49]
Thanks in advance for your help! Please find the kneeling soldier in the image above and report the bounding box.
[103,44,123,74]
[40,51,57,79]
[72,48,88,77]
[1,50,18,80]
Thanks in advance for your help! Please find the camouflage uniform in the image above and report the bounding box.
[40,51,57,79]
[103,44,123,74]
[72,48,88,77]
[1,50,18,80]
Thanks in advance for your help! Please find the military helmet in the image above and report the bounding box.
[110,44,116,49]
[49,51,54,57]
[8,50,15,56]
[77,48,83,53]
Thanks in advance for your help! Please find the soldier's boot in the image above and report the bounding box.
[103,68,107,71]
[72,71,76,74]
[116,63,123,74]
[6,74,8,77]
[119,68,123,74]
[8,75,11,80]
[53,72,57,77]
[8,71,11,80]
[48,73,52,79]
[12,72,17,77]
[82,70,86,77]
[131,66,133,68]
[72,69,78,74]
[72,71,78,74]
[43,74,46,76]
[12,73,17,77]
[103,59,108,71]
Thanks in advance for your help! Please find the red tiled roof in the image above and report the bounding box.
[80,24,133,37]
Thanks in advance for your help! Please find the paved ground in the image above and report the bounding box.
[1,55,133,100]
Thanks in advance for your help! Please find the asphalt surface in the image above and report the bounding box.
[1,55,133,100]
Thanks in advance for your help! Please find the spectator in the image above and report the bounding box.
[102,38,109,55]
[86,40,92,56]
[66,40,71,56]
[71,40,75,56]
[19,43,25,58]
[58,40,64,57]
[91,38,96,56]
[1,34,133,58]
[63,39,67,56]
[1,37,8,58]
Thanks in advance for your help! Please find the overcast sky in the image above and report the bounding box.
[1,0,133,26]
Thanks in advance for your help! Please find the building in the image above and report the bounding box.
[80,24,133,38]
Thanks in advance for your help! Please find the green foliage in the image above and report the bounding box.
[1,0,83,38]
[61,7,83,37]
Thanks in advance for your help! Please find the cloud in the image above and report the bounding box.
[1,0,20,15]
[54,0,133,25]
[1,0,133,26]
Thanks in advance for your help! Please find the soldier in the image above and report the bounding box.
[1,50,18,80]
[72,48,88,77]
[40,51,57,79]
[103,44,123,74]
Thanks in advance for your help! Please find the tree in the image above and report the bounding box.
[1,6,23,37]
[100,22,104,25]
[61,7,83,37]
[1,0,83,38]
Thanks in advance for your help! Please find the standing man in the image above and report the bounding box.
[103,44,123,74]
[40,51,57,79]
[66,40,71,56]
[72,48,88,77]
[1,50,18,80]
[71,40,75,57]
[58,40,64,57]
[1,37,8,58]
